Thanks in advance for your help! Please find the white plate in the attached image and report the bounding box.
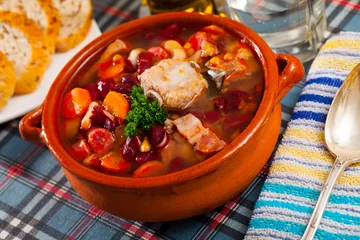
[0,20,102,124]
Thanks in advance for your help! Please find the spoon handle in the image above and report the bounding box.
[301,157,351,240]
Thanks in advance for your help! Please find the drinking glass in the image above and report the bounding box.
[215,0,328,62]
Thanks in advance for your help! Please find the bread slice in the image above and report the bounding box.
[52,0,92,52]
[0,11,50,94]
[0,0,60,55]
[0,51,16,109]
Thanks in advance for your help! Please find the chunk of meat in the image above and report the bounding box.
[173,113,227,153]
[138,59,208,109]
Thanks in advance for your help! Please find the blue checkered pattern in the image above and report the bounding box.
[0,1,358,239]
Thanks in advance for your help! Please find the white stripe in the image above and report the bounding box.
[246,227,299,240]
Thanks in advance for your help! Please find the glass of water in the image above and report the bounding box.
[216,0,328,62]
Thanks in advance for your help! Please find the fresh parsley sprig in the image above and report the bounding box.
[125,86,168,137]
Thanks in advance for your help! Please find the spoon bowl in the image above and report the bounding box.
[325,63,360,158]
[302,63,360,240]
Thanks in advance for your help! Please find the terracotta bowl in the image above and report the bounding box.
[19,12,304,222]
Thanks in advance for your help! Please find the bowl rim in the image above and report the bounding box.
[42,12,278,188]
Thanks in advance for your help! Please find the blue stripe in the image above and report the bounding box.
[324,50,360,57]
[261,182,360,206]
[297,94,334,105]
[248,218,359,240]
[306,77,343,87]
[292,111,327,122]
[256,199,360,226]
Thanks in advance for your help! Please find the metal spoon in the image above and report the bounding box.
[302,63,360,240]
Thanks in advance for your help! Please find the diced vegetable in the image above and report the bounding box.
[68,139,92,160]
[100,151,131,173]
[62,88,91,119]
[103,91,129,120]
[140,137,151,152]
[133,161,165,178]
[87,128,114,154]
[98,55,125,80]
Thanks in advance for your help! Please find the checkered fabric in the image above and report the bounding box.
[0,0,358,239]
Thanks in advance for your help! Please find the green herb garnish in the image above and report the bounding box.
[125,86,168,137]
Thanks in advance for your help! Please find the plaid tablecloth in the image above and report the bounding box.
[0,1,359,239]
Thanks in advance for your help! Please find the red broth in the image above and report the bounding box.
[60,23,264,177]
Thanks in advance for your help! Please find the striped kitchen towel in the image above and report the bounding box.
[245,32,360,240]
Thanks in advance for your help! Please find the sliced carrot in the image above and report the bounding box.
[133,161,165,178]
[102,91,129,120]
[62,88,91,119]
[98,55,125,80]
[100,151,131,173]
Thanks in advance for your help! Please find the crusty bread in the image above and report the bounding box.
[0,51,16,109]
[0,0,60,55]
[52,0,92,52]
[0,11,50,94]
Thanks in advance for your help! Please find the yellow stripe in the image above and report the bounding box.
[312,58,359,71]
[276,146,334,164]
[270,162,360,185]
[322,39,360,51]
[284,128,325,143]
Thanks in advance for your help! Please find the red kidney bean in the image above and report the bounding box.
[87,128,114,154]
[123,59,136,73]
[137,52,153,74]
[230,90,251,101]
[135,151,159,165]
[121,75,140,86]
[83,84,100,101]
[112,83,132,95]
[160,23,181,39]
[97,79,115,99]
[172,37,185,46]
[167,157,186,173]
[222,114,252,132]
[213,96,229,113]
[203,111,222,123]
[90,106,119,131]
[147,125,169,149]
[122,136,141,162]
[68,139,92,160]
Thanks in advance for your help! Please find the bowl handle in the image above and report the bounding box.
[275,54,305,103]
[19,105,48,145]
